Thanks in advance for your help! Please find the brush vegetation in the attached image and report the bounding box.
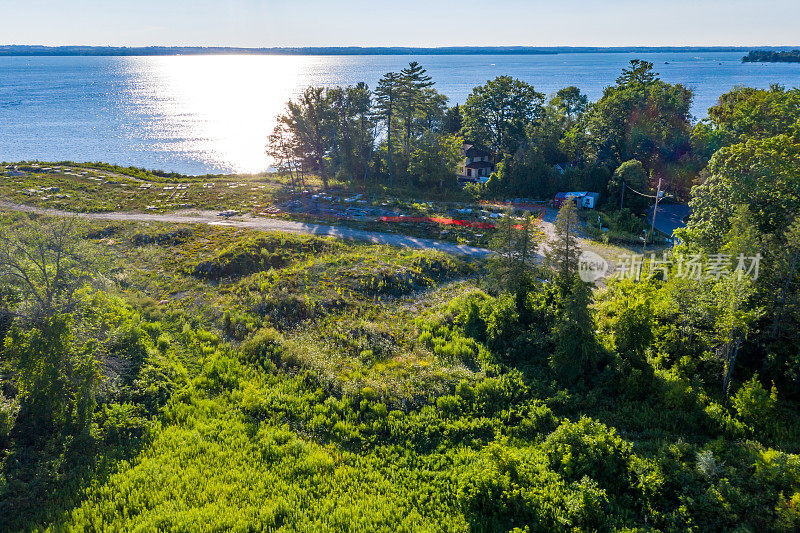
[2,65,800,532]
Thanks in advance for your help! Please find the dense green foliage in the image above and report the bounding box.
[2,67,800,532]
[1,206,798,531]
[267,59,708,205]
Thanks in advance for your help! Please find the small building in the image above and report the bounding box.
[648,203,692,244]
[459,144,494,184]
[582,192,600,209]
[552,191,600,209]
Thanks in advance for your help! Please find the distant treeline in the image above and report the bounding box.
[0,45,778,57]
[742,50,800,63]
[0,46,558,56]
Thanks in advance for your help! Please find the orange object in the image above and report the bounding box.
[378,216,496,229]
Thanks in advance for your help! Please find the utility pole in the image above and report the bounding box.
[620,181,625,211]
[644,178,663,253]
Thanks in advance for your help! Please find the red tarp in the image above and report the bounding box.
[378,216,496,229]
[378,210,544,230]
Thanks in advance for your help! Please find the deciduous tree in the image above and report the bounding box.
[608,159,649,211]
[462,76,544,157]
[0,217,94,322]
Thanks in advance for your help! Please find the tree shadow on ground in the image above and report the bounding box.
[0,428,147,530]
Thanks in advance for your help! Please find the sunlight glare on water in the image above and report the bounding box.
[122,55,309,174]
[1,53,798,175]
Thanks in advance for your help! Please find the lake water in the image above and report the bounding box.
[1,52,799,175]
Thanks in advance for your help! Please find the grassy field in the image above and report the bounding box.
[0,162,298,213]
[1,162,521,248]
[2,211,798,531]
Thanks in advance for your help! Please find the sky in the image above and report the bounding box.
[2,0,799,47]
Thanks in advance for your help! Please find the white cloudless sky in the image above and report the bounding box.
[2,0,799,47]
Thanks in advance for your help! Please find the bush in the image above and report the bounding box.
[193,235,330,280]
[409,251,470,280]
[4,316,97,438]
[133,355,184,413]
[456,299,488,343]
[105,322,149,382]
[695,449,725,480]
[0,391,19,448]
[96,402,149,444]
[732,375,777,429]
[435,395,463,416]
[473,371,528,416]
[352,266,431,296]
[85,225,123,239]
[222,309,261,340]
[420,327,484,370]
[254,293,316,327]
[132,228,191,246]
[457,441,543,531]
[240,328,285,370]
[458,439,615,532]
[485,295,522,354]
[543,417,633,493]
[775,492,800,531]
[584,209,647,243]
[508,401,558,439]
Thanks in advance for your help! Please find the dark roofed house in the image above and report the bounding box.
[458,143,494,184]
[648,203,692,243]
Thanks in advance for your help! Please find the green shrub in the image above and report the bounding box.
[261,294,318,326]
[409,251,470,280]
[473,371,528,416]
[485,295,522,354]
[436,395,463,416]
[193,235,331,280]
[543,417,633,493]
[85,224,123,239]
[508,401,558,440]
[458,439,616,532]
[133,355,185,413]
[96,402,149,444]
[733,375,777,429]
[457,441,543,531]
[753,449,800,491]
[456,299,488,343]
[775,492,800,531]
[240,328,284,370]
[353,266,431,296]
[105,322,149,381]
[0,391,19,448]
[4,316,98,438]
[132,228,191,246]
[222,309,261,340]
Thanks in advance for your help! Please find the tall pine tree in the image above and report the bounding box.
[399,62,434,155]
[546,200,581,284]
[374,72,402,186]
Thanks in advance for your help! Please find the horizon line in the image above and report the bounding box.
[2,44,799,57]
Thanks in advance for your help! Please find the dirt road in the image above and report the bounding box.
[0,201,494,258]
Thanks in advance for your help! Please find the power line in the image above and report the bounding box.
[622,181,661,199]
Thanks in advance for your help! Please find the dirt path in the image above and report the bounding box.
[0,201,493,258]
